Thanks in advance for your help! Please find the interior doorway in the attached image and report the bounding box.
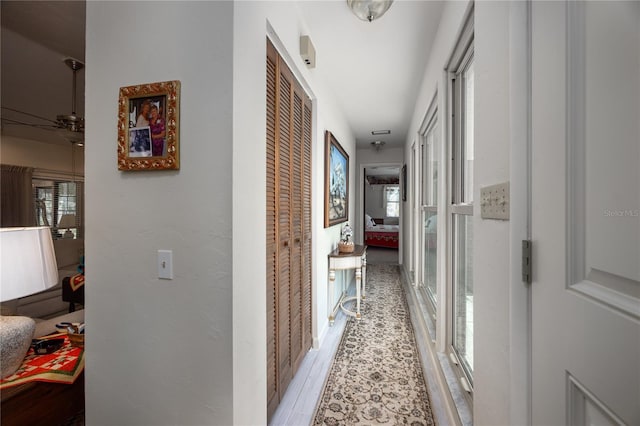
[362,165,401,264]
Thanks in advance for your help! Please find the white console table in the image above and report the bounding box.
[328,244,367,325]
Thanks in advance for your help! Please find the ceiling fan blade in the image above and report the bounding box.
[1,106,60,125]
[1,117,60,129]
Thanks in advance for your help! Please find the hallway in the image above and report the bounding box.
[270,264,449,425]
[5,1,635,424]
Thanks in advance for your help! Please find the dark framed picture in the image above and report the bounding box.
[402,164,407,202]
[324,131,349,228]
[117,80,180,170]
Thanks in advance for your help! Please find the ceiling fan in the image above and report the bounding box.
[1,57,85,144]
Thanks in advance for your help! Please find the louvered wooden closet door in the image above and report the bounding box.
[265,42,278,416]
[266,39,313,420]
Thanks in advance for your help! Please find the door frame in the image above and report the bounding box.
[508,1,532,424]
[358,162,404,265]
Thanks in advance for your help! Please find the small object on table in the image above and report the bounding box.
[66,324,85,347]
[67,332,84,348]
[338,223,354,253]
[31,338,65,355]
[338,240,354,253]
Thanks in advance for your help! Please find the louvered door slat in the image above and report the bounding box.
[290,89,304,371]
[277,62,292,394]
[302,98,313,347]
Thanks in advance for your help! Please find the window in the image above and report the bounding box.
[419,100,439,318]
[33,176,84,239]
[385,185,400,217]
[450,35,474,386]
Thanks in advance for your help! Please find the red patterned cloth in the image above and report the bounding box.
[365,231,399,248]
[69,273,85,291]
[0,334,84,389]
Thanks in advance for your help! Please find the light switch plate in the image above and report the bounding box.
[480,182,510,220]
[158,250,173,280]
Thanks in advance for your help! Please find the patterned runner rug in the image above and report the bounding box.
[313,264,435,425]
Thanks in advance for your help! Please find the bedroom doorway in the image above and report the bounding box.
[363,166,401,264]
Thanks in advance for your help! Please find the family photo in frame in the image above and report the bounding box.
[117,80,180,170]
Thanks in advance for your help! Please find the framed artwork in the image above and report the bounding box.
[117,80,180,170]
[324,131,349,228]
[402,164,407,202]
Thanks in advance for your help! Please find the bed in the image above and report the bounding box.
[364,215,399,249]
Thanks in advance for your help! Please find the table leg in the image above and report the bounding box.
[355,267,361,320]
[361,254,367,300]
[328,268,335,325]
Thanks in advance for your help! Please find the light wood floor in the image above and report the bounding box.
[269,265,449,426]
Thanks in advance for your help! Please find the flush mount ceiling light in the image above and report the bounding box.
[347,0,394,22]
[371,129,391,135]
[371,140,386,151]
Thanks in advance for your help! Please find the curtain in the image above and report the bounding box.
[1,164,35,227]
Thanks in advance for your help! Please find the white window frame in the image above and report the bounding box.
[446,8,475,400]
[384,185,400,218]
[418,95,439,320]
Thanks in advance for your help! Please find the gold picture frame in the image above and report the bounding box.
[117,80,180,170]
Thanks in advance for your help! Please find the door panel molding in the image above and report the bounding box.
[567,373,625,426]
[566,0,640,321]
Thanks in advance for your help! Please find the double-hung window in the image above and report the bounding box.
[385,185,400,217]
[420,101,439,318]
[33,174,84,239]
[448,11,474,393]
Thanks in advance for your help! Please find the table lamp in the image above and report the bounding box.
[0,227,59,378]
[57,214,76,239]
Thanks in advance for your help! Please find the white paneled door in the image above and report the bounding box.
[531,1,640,425]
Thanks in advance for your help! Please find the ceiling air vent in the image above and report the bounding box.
[300,35,316,69]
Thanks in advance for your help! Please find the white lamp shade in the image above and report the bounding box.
[0,227,59,302]
[58,214,76,229]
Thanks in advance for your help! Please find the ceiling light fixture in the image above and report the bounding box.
[347,0,394,23]
[56,58,84,134]
[371,140,386,151]
[371,129,391,135]
[0,57,85,143]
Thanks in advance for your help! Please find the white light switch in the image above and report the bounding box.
[158,250,173,279]
[480,182,510,220]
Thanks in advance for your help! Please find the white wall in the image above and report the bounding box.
[1,135,84,174]
[473,2,512,425]
[364,184,386,219]
[85,2,234,425]
[232,3,356,423]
